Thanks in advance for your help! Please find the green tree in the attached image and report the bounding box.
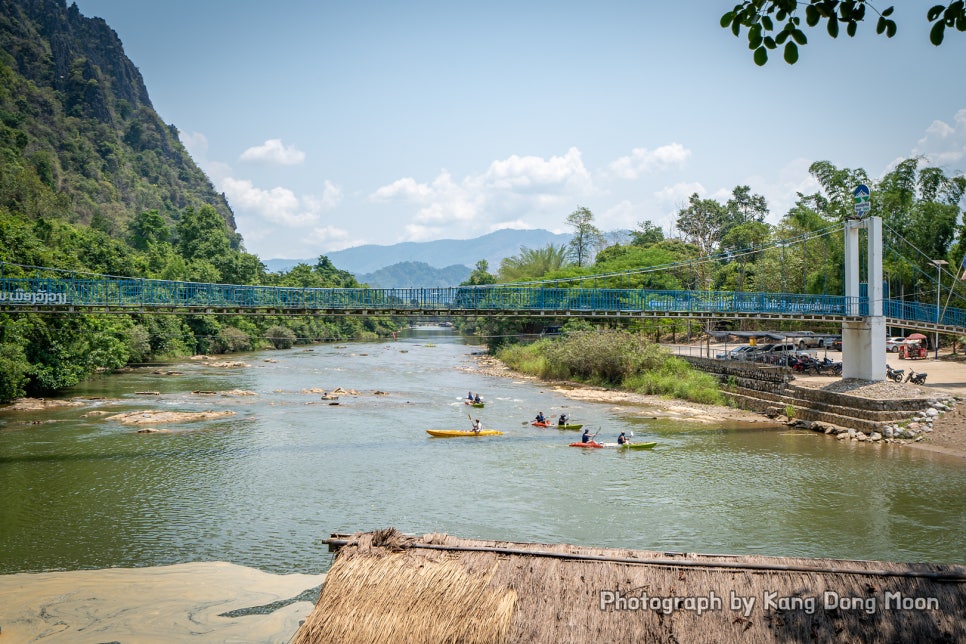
[676,193,730,257]
[129,209,170,250]
[721,1,966,66]
[566,206,604,267]
[498,244,570,282]
[876,158,963,244]
[0,316,31,402]
[176,205,233,276]
[725,185,768,227]
[630,220,665,247]
[464,259,496,285]
[590,243,689,290]
[312,255,359,287]
[718,220,773,291]
[267,325,297,349]
[779,194,843,295]
[212,327,251,354]
[808,161,870,221]
[126,324,152,363]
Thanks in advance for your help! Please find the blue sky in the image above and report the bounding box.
[72,1,966,261]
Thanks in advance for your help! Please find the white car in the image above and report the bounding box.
[886,336,906,352]
[716,345,755,360]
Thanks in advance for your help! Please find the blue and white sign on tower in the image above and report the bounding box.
[853,184,871,218]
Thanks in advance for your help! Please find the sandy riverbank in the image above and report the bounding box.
[0,562,324,643]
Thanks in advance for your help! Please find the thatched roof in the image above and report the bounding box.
[292,529,965,644]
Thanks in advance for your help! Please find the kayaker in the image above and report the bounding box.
[473,393,482,403]
[557,414,568,427]
[467,391,474,401]
[581,428,591,443]
[471,418,483,434]
[617,432,629,445]
[535,411,546,423]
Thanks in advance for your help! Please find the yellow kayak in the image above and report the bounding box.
[426,429,504,437]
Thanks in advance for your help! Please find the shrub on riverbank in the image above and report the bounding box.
[497,330,723,405]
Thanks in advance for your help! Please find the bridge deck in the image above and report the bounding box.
[1,277,964,334]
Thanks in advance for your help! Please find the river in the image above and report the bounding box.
[1,327,964,637]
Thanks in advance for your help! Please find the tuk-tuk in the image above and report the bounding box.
[899,340,927,360]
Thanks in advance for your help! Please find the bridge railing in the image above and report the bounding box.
[6,276,966,330]
[885,298,966,329]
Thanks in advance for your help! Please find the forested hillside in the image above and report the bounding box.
[0,0,400,402]
[0,0,236,237]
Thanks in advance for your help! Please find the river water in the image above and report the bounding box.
[1,327,964,578]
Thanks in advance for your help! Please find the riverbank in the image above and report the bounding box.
[468,353,966,459]
[0,563,324,643]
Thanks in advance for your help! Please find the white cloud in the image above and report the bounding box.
[369,148,596,240]
[480,147,593,193]
[607,143,691,180]
[205,161,234,183]
[307,225,356,251]
[303,180,343,211]
[402,223,444,242]
[912,109,966,167]
[371,177,433,201]
[179,130,209,158]
[655,181,705,207]
[239,139,306,165]
[599,200,645,231]
[219,176,341,227]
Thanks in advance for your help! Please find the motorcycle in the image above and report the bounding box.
[815,357,843,377]
[886,365,904,383]
[789,355,815,373]
[905,370,928,385]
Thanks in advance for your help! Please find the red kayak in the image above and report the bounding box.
[532,421,550,427]
[569,441,603,449]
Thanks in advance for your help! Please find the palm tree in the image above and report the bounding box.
[498,244,570,282]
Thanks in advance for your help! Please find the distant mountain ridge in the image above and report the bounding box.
[264,228,572,275]
[356,262,471,288]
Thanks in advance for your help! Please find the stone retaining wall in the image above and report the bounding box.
[681,356,790,395]
[684,356,932,433]
[784,384,934,413]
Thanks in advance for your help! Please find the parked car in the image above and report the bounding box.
[791,334,835,349]
[755,343,799,363]
[716,345,756,360]
[886,336,906,352]
[747,343,775,360]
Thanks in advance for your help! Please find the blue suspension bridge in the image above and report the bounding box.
[3,221,966,337]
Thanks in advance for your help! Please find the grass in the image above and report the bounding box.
[496,332,723,406]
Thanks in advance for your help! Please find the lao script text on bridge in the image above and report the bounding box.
[2,276,965,335]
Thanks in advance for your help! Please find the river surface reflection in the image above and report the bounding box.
[1,328,964,576]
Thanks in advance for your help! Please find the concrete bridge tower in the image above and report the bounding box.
[841,216,885,380]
